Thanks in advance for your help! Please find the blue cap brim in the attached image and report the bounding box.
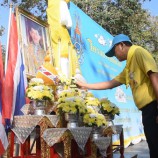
[105,45,115,57]
[105,34,132,57]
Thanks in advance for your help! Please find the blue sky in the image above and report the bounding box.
[0,6,9,46]
[142,0,158,16]
[0,0,158,47]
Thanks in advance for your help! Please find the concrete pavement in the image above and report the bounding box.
[124,140,149,158]
[114,140,150,158]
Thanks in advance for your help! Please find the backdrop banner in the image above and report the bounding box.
[69,2,145,147]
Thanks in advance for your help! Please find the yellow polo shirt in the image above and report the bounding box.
[115,45,158,109]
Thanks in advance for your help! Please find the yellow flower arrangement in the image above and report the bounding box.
[60,75,71,86]
[85,97,100,106]
[26,78,54,102]
[28,78,44,86]
[86,106,98,114]
[78,90,86,98]
[100,98,120,116]
[57,96,87,115]
[86,92,94,97]
[57,70,71,86]
[83,113,107,127]
[58,89,79,98]
[84,96,100,113]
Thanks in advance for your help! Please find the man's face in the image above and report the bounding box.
[114,43,127,61]
[29,28,41,45]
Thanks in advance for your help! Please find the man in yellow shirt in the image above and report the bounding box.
[76,34,158,158]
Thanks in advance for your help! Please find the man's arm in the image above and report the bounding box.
[148,71,158,101]
[76,79,122,90]
[148,71,158,123]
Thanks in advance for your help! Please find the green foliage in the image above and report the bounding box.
[0,19,6,54]
[152,52,158,66]
[19,0,48,20]
[0,25,5,36]
[148,16,158,53]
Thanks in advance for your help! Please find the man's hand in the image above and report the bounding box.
[54,76,61,86]
[75,79,87,90]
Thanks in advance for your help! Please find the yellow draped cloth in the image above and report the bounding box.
[46,0,79,77]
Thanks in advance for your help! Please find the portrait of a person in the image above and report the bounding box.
[23,18,47,76]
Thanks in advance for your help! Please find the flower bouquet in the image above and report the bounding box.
[84,96,100,113]
[85,97,100,106]
[83,113,107,127]
[86,106,98,114]
[83,105,107,139]
[57,96,87,115]
[56,94,87,127]
[57,70,71,86]
[57,70,77,90]
[99,98,120,119]
[58,89,79,99]
[26,78,54,101]
[26,78,54,115]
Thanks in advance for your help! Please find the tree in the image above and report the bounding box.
[1,0,47,20]
[0,18,6,54]
[19,0,48,20]
[0,26,4,37]
[148,16,158,53]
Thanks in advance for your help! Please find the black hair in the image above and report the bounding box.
[122,41,133,46]
[26,18,42,36]
[28,21,42,36]
[25,18,44,48]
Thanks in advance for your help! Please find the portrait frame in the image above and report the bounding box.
[16,7,53,78]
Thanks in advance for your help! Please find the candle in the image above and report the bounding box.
[49,47,53,65]
[68,41,71,78]
[58,38,61,70]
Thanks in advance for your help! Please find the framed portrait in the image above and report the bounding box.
[16,7,52,78]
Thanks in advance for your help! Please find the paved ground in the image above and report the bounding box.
[114,140,150,158]
[124,140,149,158]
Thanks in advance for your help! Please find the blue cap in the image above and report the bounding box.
[105,34,132,57]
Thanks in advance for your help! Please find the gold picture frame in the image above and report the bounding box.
[16,7,52,78]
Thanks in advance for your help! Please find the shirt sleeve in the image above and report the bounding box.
[114,68,126,84]
[135,47,158,75]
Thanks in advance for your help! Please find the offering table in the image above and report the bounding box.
[7,115,59,158]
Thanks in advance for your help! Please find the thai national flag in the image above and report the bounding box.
[0,42,8,155]
[0,119,8,156]
[0,123,8,156]
[2,13,27,122]
[13,51,27,116]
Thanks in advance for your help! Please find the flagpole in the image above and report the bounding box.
[5,2,13,75]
